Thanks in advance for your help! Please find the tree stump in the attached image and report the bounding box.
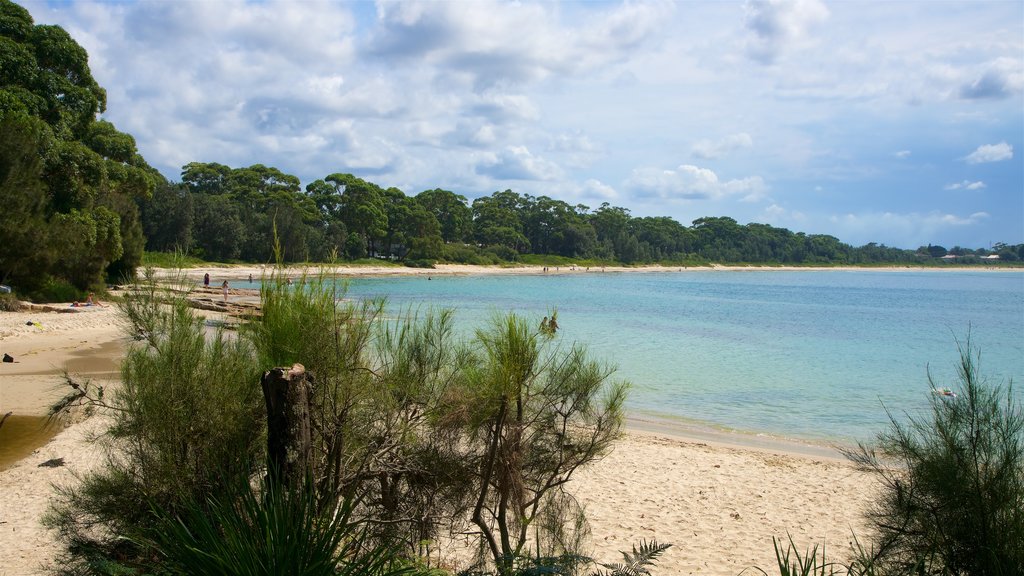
[261,363,313,488]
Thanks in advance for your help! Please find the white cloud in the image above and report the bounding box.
[580,178,619,201]
[826,211,990,247]
[691,133,754,159]
[964,142,1014,164]
[369,0,670,91]
[894,150,911,159]
[626,164,767,202]
[944,180,986,191]
[761,203,806,224]
[475,146,562,181]
[959,57,1024,100]
[743,0,829,65]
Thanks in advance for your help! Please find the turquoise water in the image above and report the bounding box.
[326,270,1023,444]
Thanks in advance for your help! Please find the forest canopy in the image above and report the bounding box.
[2,0,1020,298]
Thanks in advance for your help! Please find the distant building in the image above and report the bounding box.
[941,254,958,260]
[982,254,1001,260]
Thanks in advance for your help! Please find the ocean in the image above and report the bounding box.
[335,269,1024,445]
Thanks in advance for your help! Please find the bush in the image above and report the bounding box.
[482,244,517,262]
[150,473,418,576]
[405,258,436,269]
[0,292,21,311]
[846,338,1024,575]
[45,270,265,574]
[24,276,81,303]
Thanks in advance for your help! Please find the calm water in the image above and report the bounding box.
[319,270,1023,444]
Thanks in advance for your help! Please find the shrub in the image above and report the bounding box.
[846,338,1024,575]
[0,292,21,311]
[45,269,265,574]
[405,258,436,269]
[150,473,419,576]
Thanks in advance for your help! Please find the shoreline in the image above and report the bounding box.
[146,262,1021,284]
[0,297,879,575]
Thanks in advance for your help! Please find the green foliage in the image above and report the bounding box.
[45,270,265,574]
[591,539,672,576]
[846,338,1024,575]
[460,313,628,574]
[0,110,52,290]
[748,536,878,576]
[0,5,152,292]
[141,250,205,268]
[150,474,417,576]
[24,275,80,303]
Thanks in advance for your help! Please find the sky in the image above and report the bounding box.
[21,0,1024,249]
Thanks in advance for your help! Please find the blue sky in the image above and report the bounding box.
[23,0,1023,249]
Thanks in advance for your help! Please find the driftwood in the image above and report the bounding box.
[261,364,313,488]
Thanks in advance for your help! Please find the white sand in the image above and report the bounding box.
[0,276,883,575]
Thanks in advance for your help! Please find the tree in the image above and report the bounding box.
[140,181,194,253]
[0,111,53,290]
[847,339,1024,575]
[457,313,628,574]
[0,2,154,290]
[416,188,472,244]
[326,173,387,258]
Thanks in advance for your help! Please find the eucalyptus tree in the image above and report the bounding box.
[416,188,473,244]
[325,173,388,258]
[472,190,530,253]
[139,181,193,253]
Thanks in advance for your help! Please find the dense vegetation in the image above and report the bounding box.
[144,165,1024,268]
[47,269,631,576]
[2,0,1020,302]
[0,0,158,297]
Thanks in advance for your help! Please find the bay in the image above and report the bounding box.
[338,269,1024,444]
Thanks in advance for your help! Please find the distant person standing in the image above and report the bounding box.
[222,280,229,302]
[203,272,210,287]
[248,273,253,283]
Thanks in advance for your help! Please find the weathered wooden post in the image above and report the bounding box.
[261,363,313,488]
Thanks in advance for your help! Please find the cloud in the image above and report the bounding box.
[469,92,540,124]
[475,146,561,181]
[964,142,1013,164]
[826,211,990,247]
[944,180,986,191]
[626,164,766,202]
[691,133,753,159]
[368,1,670,91]
[959,57,1024,100]
[743,0,829,65]
[894,150,911,159]
[761,203,806,224]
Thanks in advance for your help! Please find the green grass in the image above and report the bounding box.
[142,251,208,268]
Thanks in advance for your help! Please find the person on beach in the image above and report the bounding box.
[248,273,253,283]
[222,280,229,302]
[540,317,549,332]
[85,293,104,307]
[547,315,559,333]
[203,272,210,287]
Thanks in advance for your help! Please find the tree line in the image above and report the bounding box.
[142,164,1024,269]
[2,0,1021,299]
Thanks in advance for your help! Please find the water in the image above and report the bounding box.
[298,270,1024,445]
[0,415,59,471]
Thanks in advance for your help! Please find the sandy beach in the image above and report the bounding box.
[0,268,884,575]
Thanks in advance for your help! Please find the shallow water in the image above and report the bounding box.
[316,269,1024,445]
[0,415,59,471]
